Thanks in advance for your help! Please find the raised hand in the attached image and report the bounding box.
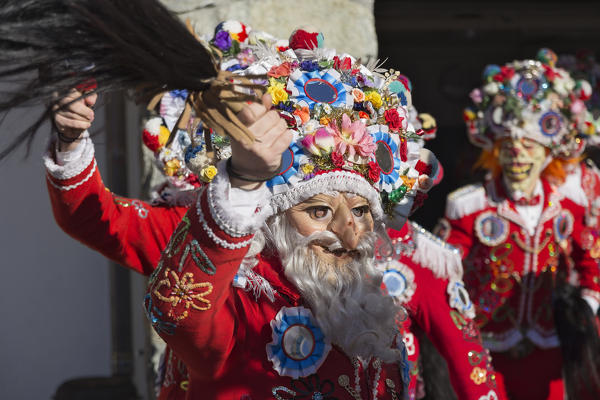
[53,89,97,151]
[228,94,293,189]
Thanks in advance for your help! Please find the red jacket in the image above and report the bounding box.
[438,177,600,352]
[385,224,506,400]
[45,146,190,399]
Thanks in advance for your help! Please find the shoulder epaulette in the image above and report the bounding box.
[409,221,463,282]
[445,183,487,219]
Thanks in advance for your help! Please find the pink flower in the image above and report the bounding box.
[301,128,335,155]
[331,114,376,158]
[469,88,483,104]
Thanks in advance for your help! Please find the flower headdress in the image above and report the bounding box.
[555,50,600,156]
[463,48,594,156]
[220,28,440,228]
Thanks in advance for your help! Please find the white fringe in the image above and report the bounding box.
[233,265,277,302]
[445,183,487,219]
[43,134,95,180]
[409,221,463,282]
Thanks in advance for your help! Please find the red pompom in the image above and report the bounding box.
[289,29,319,50]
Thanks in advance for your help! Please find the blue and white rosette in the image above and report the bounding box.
[266,141,307,194]
[266,306,331,379]
[380,259,417,304]
[368,124,402,192]
[447,279,475,319]
[287,68,352,111]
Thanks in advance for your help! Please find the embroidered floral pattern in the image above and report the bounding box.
[153,269,213,321]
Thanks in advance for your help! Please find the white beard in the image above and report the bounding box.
[261,214,404,363]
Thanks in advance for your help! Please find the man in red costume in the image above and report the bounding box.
[438,50,600,400]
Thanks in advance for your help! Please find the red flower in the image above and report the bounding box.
[331,151,345,167]
[333,56,352,71]
[277,45,290,52]
[368,161,381,182]
[542,64,561,82]
[493,66,515,82]
[399,137,408,162]
[268,62,292,78]
[289,29,319,50]
[384,109,404,132]
[279,112,297,129]
[415,160,432,176]
[358,111,369,119]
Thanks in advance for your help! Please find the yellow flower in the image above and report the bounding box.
[200,165,218,182]
[365,91,383,109]
[267,78,288,105]
[164,159,181,177]
[400,175,416,189]
[301,163,315,175]
[319,116,331,126]
[158,125,170,148]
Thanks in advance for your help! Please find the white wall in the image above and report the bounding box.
[0,106,112,400]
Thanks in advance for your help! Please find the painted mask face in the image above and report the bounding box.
[498,137,547,197]
[286,193,374,267]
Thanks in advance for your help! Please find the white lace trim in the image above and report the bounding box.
[46,159,97,192]
[445,183,487,219]
[195,188,254,250]
[265,170,384,222]
[207,161,267,237]
[44,133,94,180]
[409,221,463,281]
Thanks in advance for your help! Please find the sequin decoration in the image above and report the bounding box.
[475,212,509,247]
[179,240,217,275]
[266,306,331,379]
[144,294,176,335]
[153,269,213,321]
[553,209,574,242]
[273,374,337,400]
[166,215,191,256]
[113,196,149,218]
[470,366,487,385]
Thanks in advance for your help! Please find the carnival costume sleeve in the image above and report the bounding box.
[406,263,505,400]
[144,162,269,377]
[44,133,188,275]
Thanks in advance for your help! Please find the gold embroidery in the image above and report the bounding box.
[154,269,213,321]
[470,366,487,385]
[510,229,552,254]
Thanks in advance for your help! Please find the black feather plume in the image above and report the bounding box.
[554,283,600,399]
[0,0,218,159]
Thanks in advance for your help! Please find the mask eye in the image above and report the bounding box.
[307,206,331,220]
[352,205,370,217]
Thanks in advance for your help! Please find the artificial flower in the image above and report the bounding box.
[200,165,218,182]
[213,30,232,51]
[293,106,310,124]
[331,114,376,158]
[330,151,345,167]
[483,82,499,95]
[222,21,248,42]
[333,56,352,71]
[164,158,182,177]
[289,29,319,50]
[320,116,331,125]
[267,78,289,105]
[368,161,381,182]
[384,108,404,132]
[352,88,365,102]
[301,128,335,155]
[469,88,483,104]
[364,90,383,109]
[301,163,315,175]
[358,111,369,119]
[493,66,515,82]
[268,62,292,78]
[399,137,408,162]
[463,109,476,122]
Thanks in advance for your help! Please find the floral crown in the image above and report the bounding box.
[556,50,600,155]
[463,48,595,156]
[218,26,439,226]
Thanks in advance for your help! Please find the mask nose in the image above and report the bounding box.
[329,205,360,250]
